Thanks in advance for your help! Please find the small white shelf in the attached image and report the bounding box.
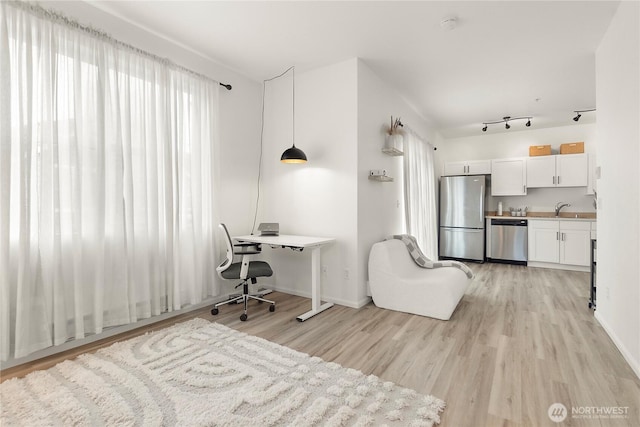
[368,175,394,182]
[382,147,403,156]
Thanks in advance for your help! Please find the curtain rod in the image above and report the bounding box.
[9,1,232,90]
[403,124,437,151]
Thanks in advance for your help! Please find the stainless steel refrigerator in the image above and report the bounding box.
[439,175,485,261]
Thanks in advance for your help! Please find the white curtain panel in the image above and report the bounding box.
[402,129,438,260]
[0,3,220,361]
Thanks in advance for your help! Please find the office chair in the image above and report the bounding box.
[211,223,276,321]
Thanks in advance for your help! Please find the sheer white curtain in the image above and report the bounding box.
[0,3,219,362]
[403,128,438,260]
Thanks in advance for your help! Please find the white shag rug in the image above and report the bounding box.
[0,318,445,426]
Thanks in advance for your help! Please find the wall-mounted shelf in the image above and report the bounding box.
[383,132,404,156]
[368,175,394,182]
[382,147,403,156]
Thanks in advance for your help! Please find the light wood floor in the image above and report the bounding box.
[2,263,639,426]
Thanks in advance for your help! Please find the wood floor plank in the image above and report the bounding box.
[2,263,639,426]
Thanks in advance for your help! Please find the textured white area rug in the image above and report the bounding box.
[0,319,445,426]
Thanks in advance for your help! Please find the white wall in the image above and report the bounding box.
[49,1,264,295]
[258,58,435,308]
[440,124,598,213]
[356,59,434,300]
[594,1,640,379]
[258,59,360,307]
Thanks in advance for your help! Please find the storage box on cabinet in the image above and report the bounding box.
[560,142,584,154]
[529,145,552,156]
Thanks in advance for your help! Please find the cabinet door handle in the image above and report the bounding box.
[562,232,566,241]
[557,231,560,240]
[553,176,556,185]
[558,176,561,185]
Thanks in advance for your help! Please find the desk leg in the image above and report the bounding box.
[296,245,334,321]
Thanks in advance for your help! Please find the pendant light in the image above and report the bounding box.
[281,66,307,163]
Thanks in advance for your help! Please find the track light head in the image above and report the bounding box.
[482,125,487,132]
[505,122,510,130]
[526,119,531,127]
[572,108,594,122]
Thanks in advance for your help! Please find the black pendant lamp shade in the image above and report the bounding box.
[281,144,307,163]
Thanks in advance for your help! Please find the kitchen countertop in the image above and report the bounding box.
[486,212,596,221]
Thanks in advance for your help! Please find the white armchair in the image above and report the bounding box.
[368,238,471,320]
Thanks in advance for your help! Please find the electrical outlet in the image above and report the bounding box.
[343,268,350,280]
[322,265,328,275]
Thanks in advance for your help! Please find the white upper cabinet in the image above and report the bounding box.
[443,160,491,176]
[491,158,527,196]
[526,156,556,188]
[526,154,588,188]
[556,154,588,187]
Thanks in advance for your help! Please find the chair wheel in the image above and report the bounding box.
[258,300,263,304]
[211,308,219,315]
[240,313,248,321]
[269,304,275,312]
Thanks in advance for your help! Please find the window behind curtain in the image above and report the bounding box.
[0,2,220,362]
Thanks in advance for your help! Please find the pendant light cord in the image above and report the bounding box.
[251,66,296,235]
[292,66,295,147]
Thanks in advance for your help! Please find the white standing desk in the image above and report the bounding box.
[234,234,335,321]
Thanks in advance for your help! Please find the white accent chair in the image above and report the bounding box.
[368,239,470,320]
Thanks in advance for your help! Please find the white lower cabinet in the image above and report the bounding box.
[528,220,591,268]
[528,220,560,263]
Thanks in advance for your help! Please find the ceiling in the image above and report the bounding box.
[89,1,619,138]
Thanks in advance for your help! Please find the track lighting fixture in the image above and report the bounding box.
[573,109,595,122]
[481,116,532,132]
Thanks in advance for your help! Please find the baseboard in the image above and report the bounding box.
[269,286,371,309]
[527,261,590,272]
[594,311,640,380]
[0,296,224,371]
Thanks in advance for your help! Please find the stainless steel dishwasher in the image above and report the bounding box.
[489,219,528,264]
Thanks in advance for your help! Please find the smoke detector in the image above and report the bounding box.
[440,16,458,31]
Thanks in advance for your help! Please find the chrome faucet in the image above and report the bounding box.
[555,202,571,217]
